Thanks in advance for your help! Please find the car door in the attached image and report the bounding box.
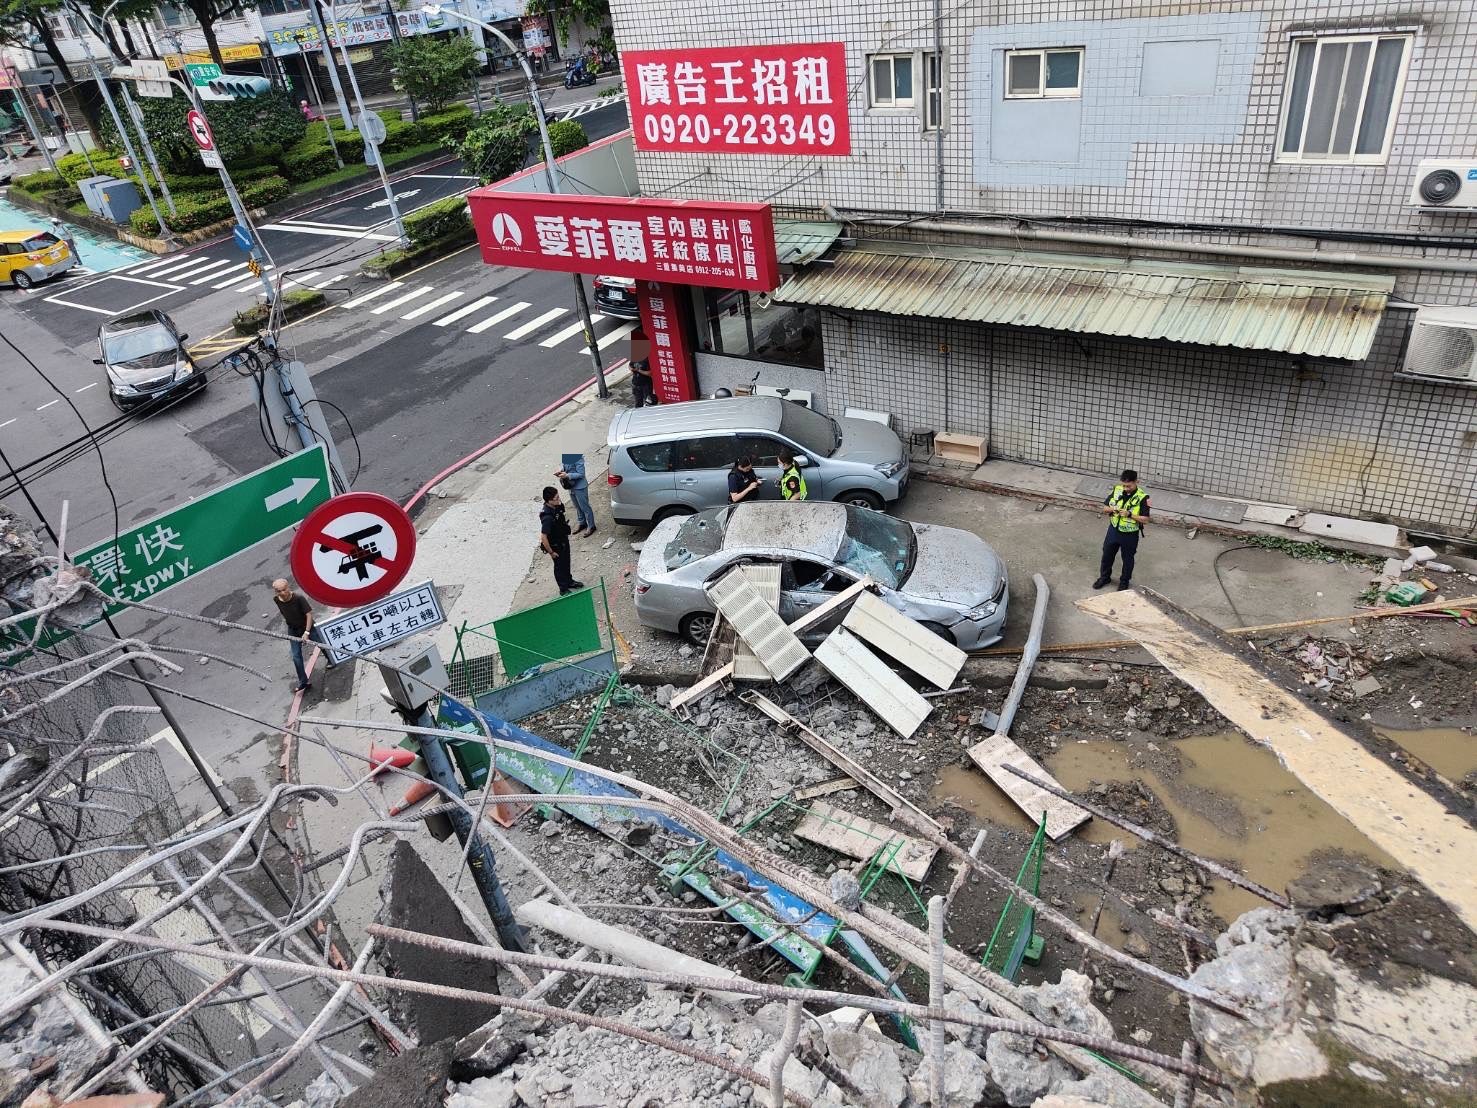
[674,434,739,510]
[0,243,19,281]
[734,433,789,500]
[779,559,858,624]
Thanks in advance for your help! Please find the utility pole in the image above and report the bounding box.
[422,5,609,400]
[9,81,59,175]
[381,0,416,122]
[324,0,406,243]
[306,0,352,129]
[119,82,176,216]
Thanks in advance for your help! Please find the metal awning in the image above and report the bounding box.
[774,220,844,267]
[774,241,1395,360]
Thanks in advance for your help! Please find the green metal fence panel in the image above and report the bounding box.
[981,815,1047,982]
[491,586,602,681]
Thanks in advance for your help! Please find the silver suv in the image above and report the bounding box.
[607,397,909,525]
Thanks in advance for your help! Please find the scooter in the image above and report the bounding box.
[564,63,597,89]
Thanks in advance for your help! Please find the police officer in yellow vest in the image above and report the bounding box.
[1094,469,1150,591]
[778,449,808,501]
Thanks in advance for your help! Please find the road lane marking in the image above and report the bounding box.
[36,400,59,411]
[192,263,246,285]
[597,322,639,350]
[283,270,323,289]
[540,314,602,348]
[0,419,16,429]
[370,286,435,314]
[466,301,528,334]
[74,382,97,393]
[261,222,396,241]
[504,307,568,340]
[433,295,494,326]
[129,256,190,276]
[401,290,463,320]
[153,257,232,281]
[213,266,272,290]
[309,273,348,289]
[340,282,405,310]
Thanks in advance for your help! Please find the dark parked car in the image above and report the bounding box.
[593,274,639,319]
[95,309,203,409]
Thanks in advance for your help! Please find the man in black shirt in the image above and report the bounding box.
[272,578,316,692]
[539,486,583,595]
[727,456,762,504]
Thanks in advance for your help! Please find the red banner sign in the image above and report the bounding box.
[622,42,850,156]
[638,282,699,402]
[466,192,781,291]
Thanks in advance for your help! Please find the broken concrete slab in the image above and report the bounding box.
[1078,588,1477,934]
[966,734,1090,840]
[791,800,937,882]
[1300,512,1401,550]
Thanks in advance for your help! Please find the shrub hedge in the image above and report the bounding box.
[418,105,474,148]
[545,120,589,159]
[404,195,471,247]
[128,175,290,236]
[15,169,69,194]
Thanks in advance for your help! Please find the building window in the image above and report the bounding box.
[868,53,915,108]
[1277,34,1410,164]
[702,289,823,370]
[924,52,945,130]
[1004,48,1083,98]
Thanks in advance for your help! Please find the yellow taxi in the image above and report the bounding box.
[0,228,77,289]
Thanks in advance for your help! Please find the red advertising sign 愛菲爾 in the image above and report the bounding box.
[637,282,699,403]
[621,42,850,156]
[466,192,781,292]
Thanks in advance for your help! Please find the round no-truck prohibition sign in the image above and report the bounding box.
[290,492,416,606]
[186,108,215,152]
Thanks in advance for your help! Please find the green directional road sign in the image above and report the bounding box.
[184,62,223,86]
[72,445,332,615]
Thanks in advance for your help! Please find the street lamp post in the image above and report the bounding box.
[421,5,609,400]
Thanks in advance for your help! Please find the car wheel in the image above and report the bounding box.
[654,504,696,523]
[679,611,716,646]
[12,271,33,290]
[919,621,956,646]
[836,489,884,511]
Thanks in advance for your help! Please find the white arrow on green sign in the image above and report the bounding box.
[72,445,332,615]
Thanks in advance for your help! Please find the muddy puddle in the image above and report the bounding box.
[934,733,1398,921]
[1378,727,1477,785]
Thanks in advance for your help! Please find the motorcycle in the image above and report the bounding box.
[564,63,597,89]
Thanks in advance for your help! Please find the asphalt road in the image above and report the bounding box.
[0,98,634,816]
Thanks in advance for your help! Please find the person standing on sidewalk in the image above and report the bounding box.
[778,449,807,501]
[1093,469,1150,591]
[272,578,316,692]
[630,358,657,408]
[539,486,583,595]
[556,453,597,537]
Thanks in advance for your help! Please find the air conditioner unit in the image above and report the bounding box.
[1401,306,1477,382]
[1408,159,1477,209]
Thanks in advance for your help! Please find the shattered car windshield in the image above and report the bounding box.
[836,507,914,589]
[664,507,731,569]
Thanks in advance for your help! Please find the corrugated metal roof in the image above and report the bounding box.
[774,241,1395,360]
[774,220,844,266]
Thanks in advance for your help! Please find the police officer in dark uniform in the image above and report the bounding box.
[539,486,583,595]
[1094,469,1150,591]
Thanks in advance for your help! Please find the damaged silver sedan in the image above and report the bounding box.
[635,501,1009,648]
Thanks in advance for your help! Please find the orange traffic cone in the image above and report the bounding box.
[369,745,415,777]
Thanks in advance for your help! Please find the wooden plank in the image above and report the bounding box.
[744,692,944,836]
[706,572,809,681]
[793,801,938,882]
[966,734,1091,841]
[843,591,967,689]
[732,564,781,682]
[669,666,731,715]
[1079,588,1477,933]
[793,777,859,802]
[813,626,932,738]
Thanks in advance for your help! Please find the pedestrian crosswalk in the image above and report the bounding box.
[556,92,626,121]
[334,279,638,350]
[119,254,344,296]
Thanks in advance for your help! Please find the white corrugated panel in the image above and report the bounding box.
[707,571,809,681]
[813,626,932,738]
[731,565,781,682]
[842,591,967,690]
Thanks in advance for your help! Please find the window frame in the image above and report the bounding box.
[1003,47,1084,100]
[924,50,946,131]
[1274,32,1412,166]
[867,52,917,110]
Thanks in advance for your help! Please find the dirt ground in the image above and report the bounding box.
[492,575,1475,1063]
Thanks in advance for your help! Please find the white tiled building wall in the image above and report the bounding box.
[610,1,1477,531]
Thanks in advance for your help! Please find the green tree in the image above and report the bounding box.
[385,32,481,114]
[98,87,306,170]
[455,102,535,184]
[544,119,587,159]
[0,0,78,83]
[524,0,610,49]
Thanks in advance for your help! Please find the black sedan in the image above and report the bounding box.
[95,309,204,409]
[592,274,640,319]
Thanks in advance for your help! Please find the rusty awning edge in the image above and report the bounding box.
[774,240,1395,361]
